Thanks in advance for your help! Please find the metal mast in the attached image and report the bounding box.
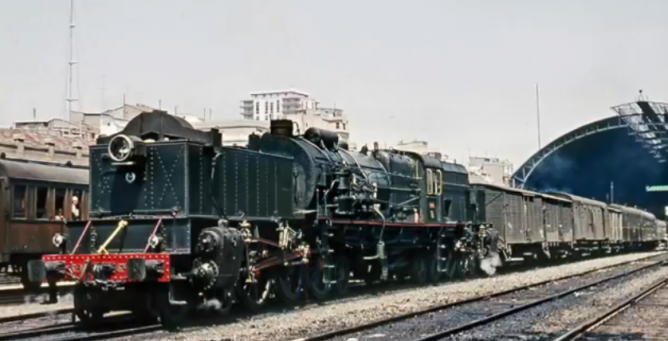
[66,0,78,122]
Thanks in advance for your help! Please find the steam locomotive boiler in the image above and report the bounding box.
[26,110,497,327]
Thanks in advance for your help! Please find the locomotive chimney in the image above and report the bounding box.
[271,119,294,137]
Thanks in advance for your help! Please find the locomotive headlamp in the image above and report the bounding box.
[52,233,65,248]
[108,134,143,163]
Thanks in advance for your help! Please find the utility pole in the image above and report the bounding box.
[535,83,542,150]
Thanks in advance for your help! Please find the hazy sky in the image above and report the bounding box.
[1,0,667,167]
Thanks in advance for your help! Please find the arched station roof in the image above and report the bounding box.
[511,100,668,218]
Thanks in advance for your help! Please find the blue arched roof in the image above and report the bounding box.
[511,114,668,218]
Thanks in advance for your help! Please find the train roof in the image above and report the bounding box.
[546,192,607,208]
[470,181,546,198]
[0,159,89,185]
[609,204,656,219]
[441,161,468,175]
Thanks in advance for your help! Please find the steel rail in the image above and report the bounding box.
[0,322,76,341]
[291,253,666,341]
[410,259,665,341]
[50,325,162,341]
[551,274,668,341]
[0,308,74,324]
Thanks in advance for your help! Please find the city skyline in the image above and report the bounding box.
[1,0,668,167]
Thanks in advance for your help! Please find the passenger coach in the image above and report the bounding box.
[0,159,89,290]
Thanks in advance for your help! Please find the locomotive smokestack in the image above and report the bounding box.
[271,120,294,137]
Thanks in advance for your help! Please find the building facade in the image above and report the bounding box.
[468,156,514,186]
[241,89,318,121]
[240,89,350,143]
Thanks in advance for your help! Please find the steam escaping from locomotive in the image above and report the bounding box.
[197,298,223,312]
[479,252,502,276]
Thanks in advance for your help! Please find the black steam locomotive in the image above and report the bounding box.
[27,110,663,326]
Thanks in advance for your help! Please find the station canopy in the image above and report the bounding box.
[511,92,668,218]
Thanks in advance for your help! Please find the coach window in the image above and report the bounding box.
[435,170,443,195]
[54,188,66,220]
[13,185,26,218]
[71,189,82,220]
[426,169,433,195]
[36,186,48,219]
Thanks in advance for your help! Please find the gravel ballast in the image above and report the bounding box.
[0,292,73,319]
[337,254,667,341]
[578,285,668,340]
[128,251,665,341]
[448,257,668,340]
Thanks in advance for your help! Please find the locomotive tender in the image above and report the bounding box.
[27,110,666,326]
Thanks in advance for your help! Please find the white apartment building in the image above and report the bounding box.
[240,89,350,143]
[241,89,318,121]
[468,156,514,186]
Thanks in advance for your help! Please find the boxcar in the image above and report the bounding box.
[548,193,607,243]
[472,182,546,259]
[0,159,89,289]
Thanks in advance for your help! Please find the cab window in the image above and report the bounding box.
[13,185,26,218]
[426,169,433,195]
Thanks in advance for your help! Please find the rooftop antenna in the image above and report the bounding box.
[66,0,79,124]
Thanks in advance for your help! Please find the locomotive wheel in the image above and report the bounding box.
[411,255,428,285]
[306,256,331,301]
[73,286,104,328]
[426,256,441,284]
[364,263,382,285]
[333,256,350,297]
[459,253,477,277]
[154,287,190,331]
[273,265,305,305]
[236,274,271,312]
[445,251,458,280]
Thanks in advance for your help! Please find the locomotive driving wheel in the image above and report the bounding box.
[273,265,305,305]
[426,255,441,283]
[236,271,271,312]
[305,255,331,300]
[410,255,428,285]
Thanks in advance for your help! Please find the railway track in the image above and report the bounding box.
[0,253,664,341]
[0,313,161,341]
[553,272,668,341]
[0,285,74,306]
[292,253,668,341]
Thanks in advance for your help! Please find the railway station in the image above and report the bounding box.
[1,1,668,340]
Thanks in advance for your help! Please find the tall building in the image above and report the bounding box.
[468,156,514,186]
[240,89,350,142]
[241,89,318,121]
